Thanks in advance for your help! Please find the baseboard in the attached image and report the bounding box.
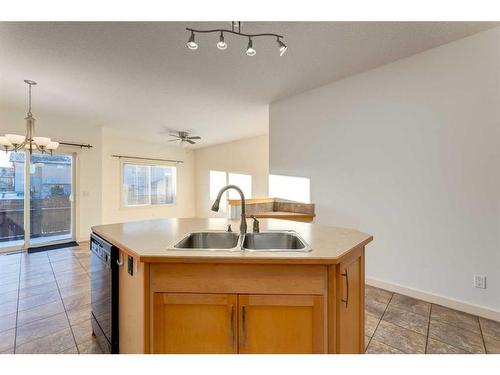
[366,277,500,322]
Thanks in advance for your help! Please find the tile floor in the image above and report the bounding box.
[1,243,500,354]
[0,242,101,354]
[364,285,500,354]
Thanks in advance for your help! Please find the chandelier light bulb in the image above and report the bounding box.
[186,31,198,50]
[277,38,288,56]
[5,134,25,146]
[246,38,256,57]
[47,141,59,150]
[217,32,227,50]
[0,136,13,148]
[33,137,51,147]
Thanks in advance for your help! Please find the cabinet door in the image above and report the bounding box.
[153,293,237,354]
[238,294,324,354]
[337,251,365,353]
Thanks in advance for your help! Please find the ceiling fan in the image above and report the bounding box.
[168,131,201,145]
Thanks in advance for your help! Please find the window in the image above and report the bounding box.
[209,170,252,213]
[228,173,252,199]
[122,163,176,207]
[269,174,310,203]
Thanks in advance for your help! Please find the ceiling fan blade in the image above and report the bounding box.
[186,139,196,144]
[187,136,201,139]
[167,139,179,142]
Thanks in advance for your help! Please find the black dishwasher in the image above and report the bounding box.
[90,233,119,354]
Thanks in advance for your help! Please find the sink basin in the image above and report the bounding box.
[170,231,311,253]
[242,231,312,252]
[172,232,240,251]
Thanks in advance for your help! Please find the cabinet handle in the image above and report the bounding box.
[242,305,247,348]
[116,252,124,267]
[229,304,235,347]
[342,269,349,308]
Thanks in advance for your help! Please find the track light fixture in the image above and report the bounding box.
[186,22,287,57]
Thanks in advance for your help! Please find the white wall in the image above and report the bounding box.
[270,28,500,312]
[0,108,103,242]
[100,127,195,224]
[194,135,269,217]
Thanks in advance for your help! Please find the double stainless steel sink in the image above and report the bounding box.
[169,231,311,252]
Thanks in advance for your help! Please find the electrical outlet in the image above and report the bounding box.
[474,275,486,289]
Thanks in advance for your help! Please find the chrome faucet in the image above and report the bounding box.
[211,185,247,235]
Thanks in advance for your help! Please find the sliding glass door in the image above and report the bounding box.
[0,151,75,253]
[29,153,74,246]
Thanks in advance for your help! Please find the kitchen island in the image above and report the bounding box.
[91,217,373,354]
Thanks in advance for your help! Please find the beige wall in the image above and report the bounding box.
[100,127,196,224]
[194,135,269,218]
[1,106,267,245]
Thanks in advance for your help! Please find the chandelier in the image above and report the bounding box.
[186,22,287,57]
[0,80,59,154]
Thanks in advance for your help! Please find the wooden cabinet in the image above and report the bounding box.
[336,251,365,353]
[153,292,324,354]
[143,251,366,354]
[153,293,237,354]
[238,294,324,354]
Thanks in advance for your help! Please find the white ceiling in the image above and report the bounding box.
[0,22,497,147]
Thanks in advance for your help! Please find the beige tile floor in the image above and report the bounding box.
[1,243,499,354]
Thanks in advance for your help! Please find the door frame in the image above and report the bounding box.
[0,151,27,254]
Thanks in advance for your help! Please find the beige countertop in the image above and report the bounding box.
[92,218,373,265]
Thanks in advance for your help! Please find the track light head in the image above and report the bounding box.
[246,38,256,57]
[277,38,287,56]
[217,32,227,50]
[186,31,198,50]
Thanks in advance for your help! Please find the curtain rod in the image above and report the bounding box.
[59,142,93,149]
[111,154,184,164]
